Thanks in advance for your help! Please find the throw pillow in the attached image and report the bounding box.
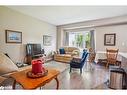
[0,52,18,76]
[59,48,65,54]
[72,50,80,56]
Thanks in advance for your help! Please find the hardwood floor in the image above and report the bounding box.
[42,63,109,89]
[2,62,110,90]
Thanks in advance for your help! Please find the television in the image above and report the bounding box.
[26,43,44,57]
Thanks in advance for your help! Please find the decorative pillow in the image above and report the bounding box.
[72,50,80,56]
[59,48,65,54]
[0,52,18,76]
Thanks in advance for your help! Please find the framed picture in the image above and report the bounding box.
[104,33,116,46]
[43,35,52,46]
[5,30,22,43]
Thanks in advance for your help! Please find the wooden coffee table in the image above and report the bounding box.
[10,68,60,90]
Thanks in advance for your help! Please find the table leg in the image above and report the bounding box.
[40,87,42,90]
[55,77,59,89]
[12,80,16,89]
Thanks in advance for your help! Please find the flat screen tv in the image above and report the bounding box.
[26,43,44,56]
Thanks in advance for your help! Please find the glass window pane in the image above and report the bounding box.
[69,31,90,49]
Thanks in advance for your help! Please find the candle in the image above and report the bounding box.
[32,59,44,74]
[37,58,45,72]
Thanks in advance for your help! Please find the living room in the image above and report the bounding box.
[0,4,127,92]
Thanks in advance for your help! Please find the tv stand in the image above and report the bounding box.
[25,54,53,64]
[33,54,43,58]
[25,54,45,64]
[26,43,45,64]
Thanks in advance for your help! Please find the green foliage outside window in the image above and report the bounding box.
[70,32,90,49]
[85,33,90,48]
[75,34,84,47]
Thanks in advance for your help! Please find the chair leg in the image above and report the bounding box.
[106,62,109,69]
[70,67,72,73]
[80,68,82,74]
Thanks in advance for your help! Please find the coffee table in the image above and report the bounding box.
[10,68,60,89]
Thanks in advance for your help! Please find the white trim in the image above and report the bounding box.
[97,51,127,58]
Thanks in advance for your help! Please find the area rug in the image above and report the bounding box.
[44,61,69,73]
[1,61,69,90]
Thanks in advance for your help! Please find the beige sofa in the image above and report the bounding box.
[0,52,31,86]
[54,47,80,63]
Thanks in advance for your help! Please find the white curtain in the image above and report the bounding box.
[90,30,95,51]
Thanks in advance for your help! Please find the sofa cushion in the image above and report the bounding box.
[72,50,80,56]
[0,52,18,76]
[68,47,78,52]
[55,54,71,57]
[63,47,68,53]
[59,48,65,54]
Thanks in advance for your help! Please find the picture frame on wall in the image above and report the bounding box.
[43,35,52,46]
[104,33,116,46]
[5,30,22,43]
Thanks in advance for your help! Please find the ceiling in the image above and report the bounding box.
[7,6,127,25]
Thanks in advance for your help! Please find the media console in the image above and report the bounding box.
[26,54,45,64]
[25,43,44,64]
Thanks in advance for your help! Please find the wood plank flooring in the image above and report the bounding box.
[42,63,109,89]
[2,62,110,90]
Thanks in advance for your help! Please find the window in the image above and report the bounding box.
[69,31,90,49]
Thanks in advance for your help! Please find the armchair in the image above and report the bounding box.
[97,48,121,68]
[85,48,96,71]
[106,49,119,68]
[69,51,88,74]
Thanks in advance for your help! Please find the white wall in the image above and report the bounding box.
[57,15,127,52]
[0,7,56,63]
[95,25,127,52]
